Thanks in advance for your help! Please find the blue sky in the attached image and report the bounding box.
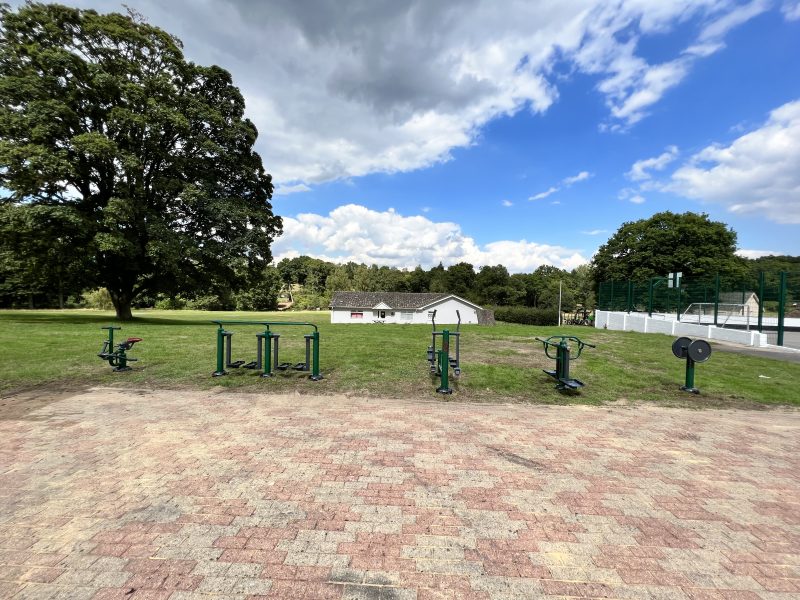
[17,0,800,271]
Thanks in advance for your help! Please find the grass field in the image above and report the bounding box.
[0,309,797,407]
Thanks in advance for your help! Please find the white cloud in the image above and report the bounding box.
[783,1,800,20]
[563,170,592,185]
[669,99,800,224]
[580,1,767,129]
[529,169,592,201]
[271,204,587,272]
[627,146,679,181]
[629,195,646,204]
[581,229,608,235]
[530,186,559,201]
[502,199,514,207]
[781,0,800,21]
[736,249,782,259]
[57,0,773,185]
[274,183,311,195]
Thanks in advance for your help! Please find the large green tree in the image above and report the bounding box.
[592,211,744,284]
[0,3,281,319]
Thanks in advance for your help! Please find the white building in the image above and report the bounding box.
[330,292,484,324]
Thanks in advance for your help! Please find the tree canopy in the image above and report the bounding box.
[592,211,745,284]
[0,3,281,318]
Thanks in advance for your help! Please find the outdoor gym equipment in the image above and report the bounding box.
[672,336,712,394]
[97,326,142,372]
[534,335,595,391]
[427,309,461,394]
[211,321,322,381]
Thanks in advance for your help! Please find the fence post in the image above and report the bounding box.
[627,280,633,313]
[713,274,720,326]
[757,271,765,332]
[676,283,682,321]
[777,271,787,346]
[648,278,654,317]
[610,280,615,311]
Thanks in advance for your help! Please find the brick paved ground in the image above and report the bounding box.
[1,388,799,599]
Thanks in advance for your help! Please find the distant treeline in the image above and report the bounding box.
[3,251,797,313]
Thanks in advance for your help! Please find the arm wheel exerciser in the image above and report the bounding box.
[97,326,142,372]
[535,335,595,391]
[672,336,712,394]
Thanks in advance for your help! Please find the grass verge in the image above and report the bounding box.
[0,309,797,407]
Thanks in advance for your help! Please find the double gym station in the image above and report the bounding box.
[211,320,323,380]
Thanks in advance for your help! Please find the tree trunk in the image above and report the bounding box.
[109,288,133,320]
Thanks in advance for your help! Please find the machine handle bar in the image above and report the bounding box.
[534,335,595,360]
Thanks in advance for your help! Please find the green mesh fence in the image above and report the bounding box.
[598,271,798,347]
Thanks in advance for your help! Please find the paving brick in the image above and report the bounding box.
[1,389,798,600]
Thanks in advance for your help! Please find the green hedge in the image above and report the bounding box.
[494,306,558,326]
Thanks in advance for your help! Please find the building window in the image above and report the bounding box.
[350,311,363,319]
[400,311,413,321]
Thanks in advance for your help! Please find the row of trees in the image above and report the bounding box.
[278,257,596,312]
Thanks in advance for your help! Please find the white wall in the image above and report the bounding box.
[420,297,479,324]
[595,310,768,347]
[330,297,479,324]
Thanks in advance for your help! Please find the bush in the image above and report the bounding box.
[154,294,187,310]
[81,288,114,310]
[494,306,558,326]
[185,294,226,311]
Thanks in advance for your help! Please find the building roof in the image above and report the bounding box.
[331,292,476,310]
[718,291,758,303]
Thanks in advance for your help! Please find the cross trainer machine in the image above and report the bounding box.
[672,336,711,394]
[211,320,322,381]
[427,309,461,394]
[534,335,595,391]
[97,326,142,371]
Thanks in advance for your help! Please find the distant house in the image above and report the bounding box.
[718,291,760,316]
[330,292,484,324]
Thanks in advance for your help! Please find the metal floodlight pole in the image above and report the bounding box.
[757,271,765,333]
[557,281,562,325]
[777,271,787,346]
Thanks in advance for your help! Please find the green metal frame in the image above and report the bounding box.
[98,326,140,372]
[211,321,322,380]
[534,335,595,391]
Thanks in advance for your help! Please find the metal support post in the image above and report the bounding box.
[436,329,452,394]
[310,331,322,380]
[258,331,272,377]
[713,274,720,326]
[627,280,634,313]
[303,334,312,372]
[758,271,765,332]
[213,326,227,377]
[648,278,654,317]
[272,334,280,370]
[683,357,696,393]
[777,271,787,346]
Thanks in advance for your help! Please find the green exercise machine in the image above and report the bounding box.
[427,309,461,394]
[671,336,712,394]
[534,335,595,391]
[212,320,322,381]
[97,326,142,372]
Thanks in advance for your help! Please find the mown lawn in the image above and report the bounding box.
[0,309,797,407]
